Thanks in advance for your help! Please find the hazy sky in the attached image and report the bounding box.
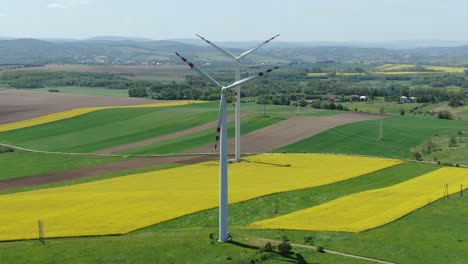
[1,0,467,42]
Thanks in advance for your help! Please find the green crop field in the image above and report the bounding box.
[276,116,468,160]
[31,86,130,97]
[341,101,440,115]
[120,113,287,155]
[0,151,124,181]
[0,104,219,153]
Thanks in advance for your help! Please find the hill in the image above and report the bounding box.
[2,38,468,65]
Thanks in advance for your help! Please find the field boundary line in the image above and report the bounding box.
[0,143,220,158]
[245,236,396,264]
[5,143,467,169]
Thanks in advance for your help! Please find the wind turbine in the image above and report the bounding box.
[175,52,278,242]
[196,34,280,162]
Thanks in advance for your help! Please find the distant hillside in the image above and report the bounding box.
[1,38,468,65]
[85,36,154,42]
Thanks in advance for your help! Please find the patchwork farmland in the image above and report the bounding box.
[0,82,467,263]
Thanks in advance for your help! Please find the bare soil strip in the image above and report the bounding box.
[93,114,244,154]
[0,112,386,190]
[0,88,168,124]
[0,155,211,191]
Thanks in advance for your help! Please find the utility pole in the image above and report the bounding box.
[379,120,384,140]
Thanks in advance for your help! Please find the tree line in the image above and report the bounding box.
[1,70,466,105]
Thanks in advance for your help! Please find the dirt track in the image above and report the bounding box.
[0,112,387,190]
[0,88,166,124]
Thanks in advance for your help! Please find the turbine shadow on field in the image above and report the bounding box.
[242,160,292,167]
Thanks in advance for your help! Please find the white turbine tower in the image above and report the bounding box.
[175,52,278,242]
[196,34,280,162]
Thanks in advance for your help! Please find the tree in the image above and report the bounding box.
[310,100,322,109]
[449,135,457,148]
[277,241,293,255]
[263,242,274,252]
[411,150,422,161]
[424,140,438,154]
[437,110,454,120]
[299,98,308,107]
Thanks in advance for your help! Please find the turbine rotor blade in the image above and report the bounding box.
[237,34,280,60]
[214,89,227,150]
[224,66,279,90]
[175,52,223,88]
[196,34,237,60]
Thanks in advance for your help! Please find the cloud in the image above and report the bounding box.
[0,13,7,17]
[47,0,91,9]
[48,3,68,9]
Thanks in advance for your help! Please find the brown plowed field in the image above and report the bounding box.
[0,112,387,190]
[0,155,213,191]
[0,88,169,124]
[185,112,387,153]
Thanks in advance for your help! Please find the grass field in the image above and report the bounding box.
[31,86,129,97]
[0,154,400,241]
[341,101,438,115]
[0,100,200,133]
[0,229,368,264]
[246,194,467,264]
[0,151,124,181]
[120,113,287,155]
[0,103,219,152]
[276,115,468,160]
[250,167,467,232]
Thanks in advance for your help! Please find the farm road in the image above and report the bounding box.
[243,236,396,264]
[0,88,167,124]
[0,112,386,190]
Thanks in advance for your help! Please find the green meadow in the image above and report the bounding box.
[276,116,468,160]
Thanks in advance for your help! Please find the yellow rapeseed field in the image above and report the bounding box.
[250,167,467,233]
[372,71,431,75]
[425,66,467,73]
[0,154,400,241]
[0,101,203,133]
[376,64,415,71]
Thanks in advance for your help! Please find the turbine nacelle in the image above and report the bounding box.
[175,52,278,149]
